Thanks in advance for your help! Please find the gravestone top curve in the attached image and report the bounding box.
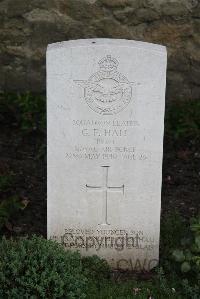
[47,38,166,53]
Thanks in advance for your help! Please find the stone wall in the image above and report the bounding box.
[0,0,199,101]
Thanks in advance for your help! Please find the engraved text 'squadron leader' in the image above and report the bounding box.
[47,39,167,271]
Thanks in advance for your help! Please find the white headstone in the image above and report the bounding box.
[47,39,167,271]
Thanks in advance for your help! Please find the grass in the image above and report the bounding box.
[0,174,14,192]
[160,212,188,259]
[0,92,46,133]
[87,279,181,298]
[165,100,200,141]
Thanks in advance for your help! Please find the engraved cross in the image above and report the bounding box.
[86,166,124,225]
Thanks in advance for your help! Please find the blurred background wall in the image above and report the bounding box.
[0,0,199,101]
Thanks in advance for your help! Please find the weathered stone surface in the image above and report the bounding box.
[161,2,190,18]
[113,7,135,24]
[94,18,132,38]
[59,0,106,20]
[135,8,160,22]
[100,0,132,8]
[0,0,199,100]
[4,0,55,17]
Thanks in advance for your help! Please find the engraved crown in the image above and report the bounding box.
[98,55,118,72]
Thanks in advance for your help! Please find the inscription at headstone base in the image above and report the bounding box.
[47,39,167,271]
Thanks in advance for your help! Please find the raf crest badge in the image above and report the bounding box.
[75,55,133,115]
